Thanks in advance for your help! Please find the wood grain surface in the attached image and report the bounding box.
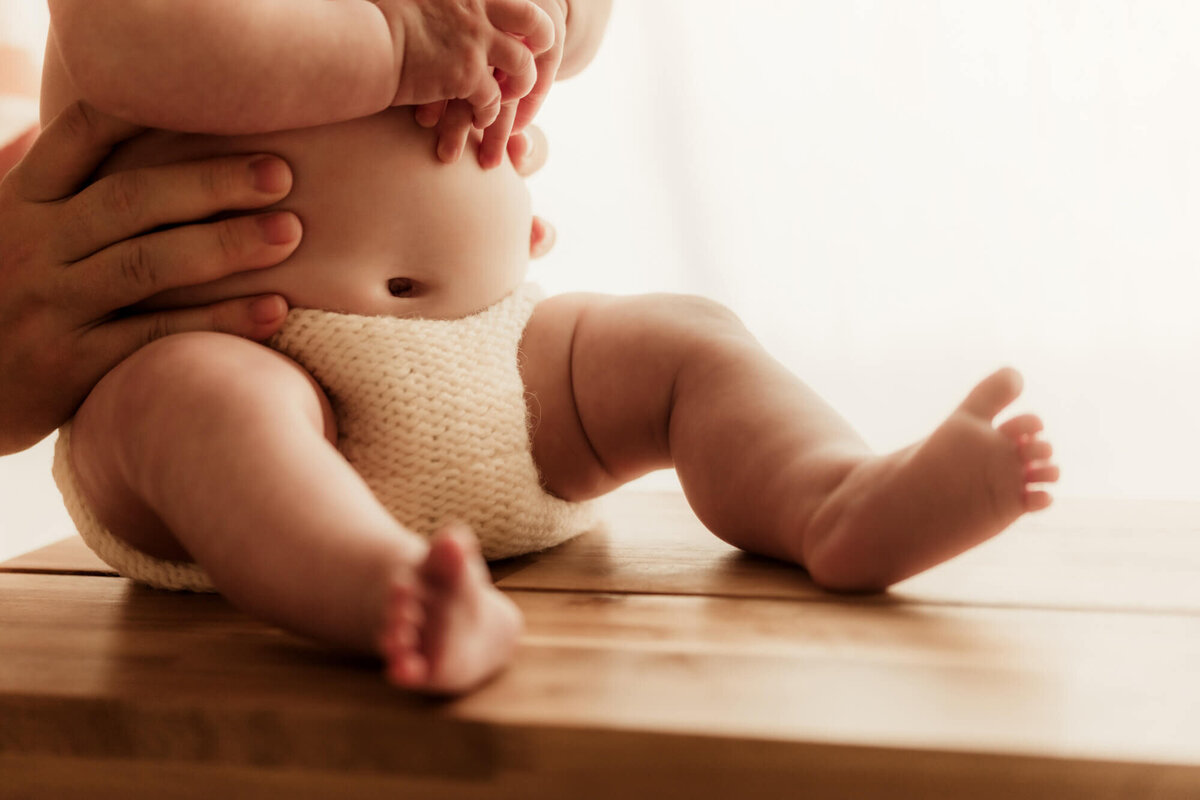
[2,491,1197,798]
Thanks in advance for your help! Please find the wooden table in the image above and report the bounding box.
[2,491,1198,798]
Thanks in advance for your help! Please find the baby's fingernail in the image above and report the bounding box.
[250,156,290,194]
[249,295,287,324]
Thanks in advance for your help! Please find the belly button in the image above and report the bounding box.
[388,277,416,297]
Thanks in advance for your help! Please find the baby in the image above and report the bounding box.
[43,0,1058,694]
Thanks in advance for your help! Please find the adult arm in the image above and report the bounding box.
[0,102,301,455]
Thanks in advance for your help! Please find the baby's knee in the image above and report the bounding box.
[110,332,255,404]
[642,294,755,367]
[88,333,323,436]
[68,334,259,512]
[610,293,749,349]
[656,294,745,331]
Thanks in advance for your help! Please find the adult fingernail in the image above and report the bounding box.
[250,156,290,194]
[249,295,287,324]
[257,211,300,245]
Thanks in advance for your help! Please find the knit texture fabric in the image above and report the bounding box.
[51,283,597,591]
[53,422,214,591]
[270,282,597,560]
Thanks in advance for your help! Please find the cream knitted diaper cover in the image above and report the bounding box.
[52,283,598,592]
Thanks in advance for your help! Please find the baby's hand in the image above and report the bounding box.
[379,0,555,130]
[510,0,567,133]
[476,0,567,168]
[416,0,567,169]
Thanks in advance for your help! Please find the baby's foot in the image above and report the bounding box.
[378,524,523,694]
[803,367,1059,591]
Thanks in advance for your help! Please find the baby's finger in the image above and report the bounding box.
[466,79,502,130]
[486,0,555,54]
[529,216,555,259]
[98,294,289,362]
[512,49,562,133]
[478,103,518,170]
[437,101,475,164]
[488,38,537,101]
[415,101,446,129]
[508,124,548,177]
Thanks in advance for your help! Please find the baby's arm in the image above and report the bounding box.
[48,0,553,135]
[558,0,613,80]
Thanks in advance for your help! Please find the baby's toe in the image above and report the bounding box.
[998,413,1044,441]
[1025,463,1060,484]
[421,524,480,590]
[387,650,430,688]
[379,580,426,652]
[960,368,1024,420]
[379,622,416,654]
[1024,489,1054,512]
[1020,437,1053,463]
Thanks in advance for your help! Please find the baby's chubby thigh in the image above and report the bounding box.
[520,291,750,502]
[68,332,336,561]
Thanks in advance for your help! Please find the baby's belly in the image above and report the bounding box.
[103,109,532,320]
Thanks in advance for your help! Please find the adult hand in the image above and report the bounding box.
[0,102,301,455]
[507,124,555,259]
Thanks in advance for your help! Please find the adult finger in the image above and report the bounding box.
[508,124,548,177]
[487,0,555,54]
[10,101,143,202]
[97,294,289,364]
[58,153,293,262]
[65,211,302,312]
[437,101,476,163]
[478,103,518,170]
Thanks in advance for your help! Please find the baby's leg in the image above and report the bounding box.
[69,333,520,693]
[521,294,1058,592]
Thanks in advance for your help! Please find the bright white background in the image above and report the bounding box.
[2,1,1198,560]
